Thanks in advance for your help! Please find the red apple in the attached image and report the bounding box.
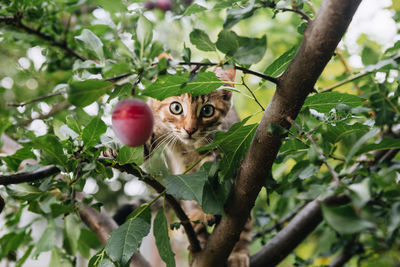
[112,99,154,147]
[156,0,172,11]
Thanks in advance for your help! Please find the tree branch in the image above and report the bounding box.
[18,101,71,126]
[8,92,64,107]
[250,195,350,267]
[192,1,362,266]
[0,15,86,61]
[0,165,60,185]
[103,160,202,253]
[278,8,312,22]
[176,61,279,84]
[0,195,4,214]
[252,202,307,240]
[329,238,358,267]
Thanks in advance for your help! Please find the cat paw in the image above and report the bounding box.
[101,142,120,159]
[227,252,249,267]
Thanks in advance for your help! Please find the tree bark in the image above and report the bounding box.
[192,1,362,266]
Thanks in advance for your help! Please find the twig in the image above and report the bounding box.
[278,8,312,22]
[252,202,307,240]
[183,151,211,174]
[241,77,265,111]
[8,91,64,107]
[99,159,202,253]
[18,101,71,126]
[0,16,86,61]
[286,116,340,184]
[0,165,60,185]
[176,61,279,85]
[105,72,135,83]
[319,72,371,93]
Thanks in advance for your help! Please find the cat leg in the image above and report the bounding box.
[227,219,252,267]
[184,201,216,248]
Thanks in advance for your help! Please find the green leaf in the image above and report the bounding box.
[63,214,81,255]
[141,72,226,101]
[201,177,227,215]
[198,118,257,180]
[345,128,380,163]
[75,29,104,60]
[108,83,132,102]
[348,179,371,208]
[189,29,216,52]
[153,207,176,267]
[357,137,400,155]
[98,258,116,267]
[33,221,57,258]
[183,3,208,16]
[116,146,144,165]
[66,115,82,134]
[105,208,151,266]
[303,92,365,113]
[233,35,267,65]
[298,165,320,179]
[323,122,369,144]
[164,171,208,203]
[216,30,239,55]
[7,184,42,201]
[68,79,112,107]
[361,46,380,66]
[82,116,107,148]
[16,245,34,267]
[223,0,255,29]
[137,15,153,51]
[93,0,126,13]
[33,135,68,170]
[321,204,373,234]
[388,202,400,235]
[49,247,73,267]
[2,147,35,171]
[50,203,74,218]
[103,63,131,79]
[264,44,298,77]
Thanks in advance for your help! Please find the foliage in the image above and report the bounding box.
[0,0,399,267]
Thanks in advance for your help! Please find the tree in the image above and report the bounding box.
[0,0,399,266]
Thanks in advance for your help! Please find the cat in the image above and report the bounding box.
[145,67,251,267]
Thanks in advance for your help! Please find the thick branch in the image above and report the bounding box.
[193,1,362,266]
[250,195,350,267]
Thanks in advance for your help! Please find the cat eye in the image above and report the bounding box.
[201,104,215,118]
[169,102,183,115]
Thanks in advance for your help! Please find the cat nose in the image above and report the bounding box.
[184,127,197,136]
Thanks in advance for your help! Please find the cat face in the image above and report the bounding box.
[148,89,232,147]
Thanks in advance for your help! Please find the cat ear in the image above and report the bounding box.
[213,67,236,83]
[221,89,232,101]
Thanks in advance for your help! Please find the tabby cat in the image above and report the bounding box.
[145,68,251,267]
